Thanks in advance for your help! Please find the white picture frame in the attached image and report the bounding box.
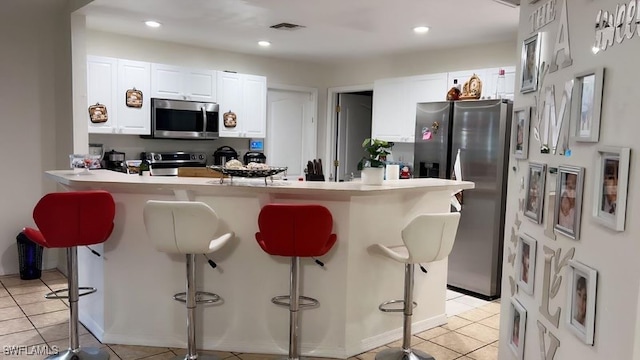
[554,165,585,240]
[516,234,537,295]
[571,68,605,143]
[512,107,531,159]
[524,162,546,224]
[520,33,541,94]
[566,259,597,345]
[508,298,527,359]
[592,146,630,231]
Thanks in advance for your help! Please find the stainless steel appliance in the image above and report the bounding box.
[144,151,207,176]
[244,151,266,164]
[414,99,511,299]
[213,146,238,165]
[146,98,219,140]
[103,150,126,173]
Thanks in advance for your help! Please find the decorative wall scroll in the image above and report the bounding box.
[571,68,605,143]
[554,165,585,240]
[525,162,546,224]
[516,234,537,295]
[125,88,143,108]
[509,298,527,360]
[521,33,541,93]
[537,321,561,360]
[512,107,531,159]
[548,0,573,73]
[529,0,556,33]
[593,146,630,231]
[566,260,598,345]
[89,103,108,123]
[594,1,640,52]
[539,245,575,328]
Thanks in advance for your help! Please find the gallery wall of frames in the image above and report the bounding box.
[499,0,640,359]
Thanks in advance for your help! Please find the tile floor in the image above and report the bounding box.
[0,270,500,360]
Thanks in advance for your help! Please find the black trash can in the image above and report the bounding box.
[16,231,43,280]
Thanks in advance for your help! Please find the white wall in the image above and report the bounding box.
[500,1,640,359]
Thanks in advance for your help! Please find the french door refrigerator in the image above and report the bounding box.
[413,99,512,299]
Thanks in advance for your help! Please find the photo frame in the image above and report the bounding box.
[520,33,541,93]
[524,162,546,224]
[571,68,605,142]
[554,165,585,240]
[512,107,531,159]
[508,298,527,359]
[516,234,537,295]
[592,146,630,231]
[566,259,597,345]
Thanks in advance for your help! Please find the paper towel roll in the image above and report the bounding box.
[385,164,400,180]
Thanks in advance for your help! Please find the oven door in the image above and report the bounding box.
[152,99,219,139]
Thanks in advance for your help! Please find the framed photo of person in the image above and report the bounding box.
[566,259,597,345]
[592,146,630,231]
[571,68,605,143]
[508,298,527,359]
[554,165,585,240]
[516,234,536,295]
[524,162,546,224]
[520,33,540,93]
[512,107,531,159]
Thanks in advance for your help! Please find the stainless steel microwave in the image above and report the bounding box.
[147,98,219,140]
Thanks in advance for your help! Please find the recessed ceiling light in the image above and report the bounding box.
[145,20,161,28]
[258,41,271,47]
[413,26,430,34]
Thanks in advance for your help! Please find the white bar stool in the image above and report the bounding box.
[143,201,233,360]
[374,212,460,360]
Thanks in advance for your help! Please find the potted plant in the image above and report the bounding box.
[358,138,394,185]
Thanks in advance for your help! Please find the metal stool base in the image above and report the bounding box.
[375,348,434,360]
[173,353,219,360]
[46,347,109,360]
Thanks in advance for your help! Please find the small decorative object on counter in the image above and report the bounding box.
[460,74,483,100]
[223,110,237,128]
[139,158,150,176]
[446,79,461,100]
[125,88,143,108]
[88,103,108,123]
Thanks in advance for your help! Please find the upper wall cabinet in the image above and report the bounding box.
[448,66,516,101]
[372,73,448,143]
[87,56,151,135]
[151,63,217,102]
[217,71,267,138]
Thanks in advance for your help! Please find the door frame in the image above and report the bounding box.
[324,84,374,180]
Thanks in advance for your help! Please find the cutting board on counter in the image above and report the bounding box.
[177,167,227,178]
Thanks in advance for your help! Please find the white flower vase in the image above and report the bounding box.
[361,167,384,185]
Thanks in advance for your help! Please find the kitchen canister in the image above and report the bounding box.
[385,164,400,180]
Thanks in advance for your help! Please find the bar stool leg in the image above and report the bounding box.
[46,247,109,360]
[288,256,301,360]
[375,264,434,360]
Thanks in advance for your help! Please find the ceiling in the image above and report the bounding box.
[78,0,520,63]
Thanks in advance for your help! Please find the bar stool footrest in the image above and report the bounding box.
[45,287,97,300]
[173,291,221,304]
[378,299,418,313]
[271,295,319,309]
[44,347,110,360]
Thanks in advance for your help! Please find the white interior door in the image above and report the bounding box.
[266,89,315,178]
[337,93,372,181]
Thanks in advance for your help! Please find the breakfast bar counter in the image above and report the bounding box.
[45,170,474,358]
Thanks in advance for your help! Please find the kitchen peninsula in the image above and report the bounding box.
[45,170,474,358]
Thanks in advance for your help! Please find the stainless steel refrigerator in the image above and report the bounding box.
[413,99,511,299]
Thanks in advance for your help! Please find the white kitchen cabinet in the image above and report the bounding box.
[217,71,266,138]
[151,63,216,102]
[87,56,118,134]
[407,73,449,142]
[116,59,151,135]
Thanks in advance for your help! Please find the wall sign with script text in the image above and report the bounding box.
[594,1,640,52]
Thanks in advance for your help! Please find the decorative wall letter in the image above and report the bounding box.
[549,0,573,72]
[538,321,561,360]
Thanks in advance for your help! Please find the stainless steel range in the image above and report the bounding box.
[144,151,207,176]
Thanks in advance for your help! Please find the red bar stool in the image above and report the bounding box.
[255,204,337,360]
[23,190,116,360]
[143,201,233,360]
[374,212,460,360]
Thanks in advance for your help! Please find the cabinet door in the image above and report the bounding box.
[242,75,266,138]
[87,56,118,134]
[372,77,410,143]
[217,71,243,137]
[407,73,449,142]
[151,63,183,100]
[117,59,151,135]
[185,68,216,102]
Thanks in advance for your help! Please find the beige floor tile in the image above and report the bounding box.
[475,302,501,315]
[355,352,377,360]
[0,296,17,309]
[38,322,89,343]
[386,335,425,348]
[109,344,171,360]
[40,270,66,281]
[170,348,235,359]
[12,290,50,306]
[29,309,69,328]
[412,341,463,360]
[456,308,493,322]
[0,286,9,297]
[0,329,45,347]
[7,283,51,296]
[489,340,499,348]
[416,326,451,340]
[135,352,178,360]
[455,357,474,360]
[429,332,485,355]
[466,344,499,360]
[43,278,69,289]
[236,354,283,360]
[0,347,50,360]
[0,317,34,336]
[47,332,106,351]
[442,316,473,331]
[0,276,42,287]
[105,346,123,360]
[477,314,500,330]
[454,323,499,344]
[0,305,25,321]
[21,299,67,316]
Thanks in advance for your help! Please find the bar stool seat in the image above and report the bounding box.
[255,204,337,360]
[24,190,116,360]
[143,200,233,360]
[374,212,460,360]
